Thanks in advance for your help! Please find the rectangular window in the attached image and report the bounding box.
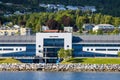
[43,38,64,57]
[95,49,106,51]
[44,38,64,47]
[82,44,120,47]
[3,48,14,51]
[107,49,118,51]
[44,48,60,53]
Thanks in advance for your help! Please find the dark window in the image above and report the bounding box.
[20,48,22,51]
[16,48,18,51]
[87,49,89,51]
[43,38,64,58]
[107,49,118,51]
[3,48,14,51]
[95,49,106,51]
[67,45,69,47]
[38,45,41,47]
[91,49,93,51]
[44,48,60,52]
[82,44,120,47]
[44,38,64,47]
[39,50,41,53]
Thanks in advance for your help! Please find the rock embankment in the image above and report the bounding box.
[0,63,120,72]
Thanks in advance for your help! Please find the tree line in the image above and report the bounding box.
[1,10,120,33]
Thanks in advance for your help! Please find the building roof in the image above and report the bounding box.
[73,35,120,44]
[96,24,113,26]
[43,30,59,33]
[1,33,120,44]
[0,35,36,44]
[93,24,114,31]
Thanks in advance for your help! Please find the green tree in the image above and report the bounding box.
[58,48,73,60]
[65,49,73,58]
[112,28,120,35]
[35,21,41,32]
[58,48,65,59]
[113,17,120,27]
[104,15,113,24]
[76,16,84,32]
[118,52,120,57]
[94,14,101,24]
[96,29,103,35]
[46,19,61,30]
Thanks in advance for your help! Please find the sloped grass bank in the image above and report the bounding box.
[62,58,120,64]
[0,58,21,63]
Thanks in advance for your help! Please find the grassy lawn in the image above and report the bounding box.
[0,58,21,63]
[61,58,120,64]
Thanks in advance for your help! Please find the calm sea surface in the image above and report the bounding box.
[0,72,120,80]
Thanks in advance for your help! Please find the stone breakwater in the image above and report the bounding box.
[0,63,120,72]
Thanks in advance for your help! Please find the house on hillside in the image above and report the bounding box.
[39,4,47,8]
[0,24,31,36]
[81,6,96,12]
[58,7,66,11]
[66,6,78,10]
[64,27,73,32]
[83,24,95,31]
[93,24,114,32]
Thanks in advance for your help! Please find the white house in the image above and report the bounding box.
[58,7,66,11]
[83,24,95,31]
[42,26,49,31]
[39,4,47,7]
[93,24,114,32]
[81,6,96,12]
[66,6,79,10]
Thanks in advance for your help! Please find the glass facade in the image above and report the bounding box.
[0,44,36,57]
[43,38,64,63]
[1,34,120,63]
[73,44,119,57]
[44,39,64,47]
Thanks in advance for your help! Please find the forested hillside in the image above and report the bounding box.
[1,10,120,33]
[1,0,120,16]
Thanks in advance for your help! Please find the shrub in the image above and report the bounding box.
[117,52,120,57]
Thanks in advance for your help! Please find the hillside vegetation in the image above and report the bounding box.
[1,0,120,16]
[1,10,120,33]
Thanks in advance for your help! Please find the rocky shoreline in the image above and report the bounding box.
[0,63,120,72]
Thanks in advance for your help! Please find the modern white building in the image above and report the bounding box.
[66,6,79,10]
[36,33,72,62]
[0,32,120,63]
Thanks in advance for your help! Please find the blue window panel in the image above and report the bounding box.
[44,39,64,46]
[107,49,118,51]
[95,49,106,51]
[43,39,64,58]
[18,59,34,63]
[81,44,120,47]
[73,51,118,57]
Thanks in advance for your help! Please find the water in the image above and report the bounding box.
[0,72,120,80]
